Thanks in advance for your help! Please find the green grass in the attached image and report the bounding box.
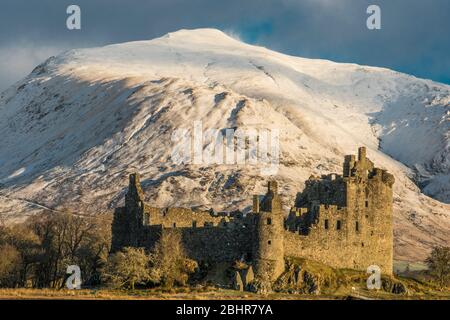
[394,260,428,273]
[278,257,450,299]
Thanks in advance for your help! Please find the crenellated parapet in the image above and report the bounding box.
[343,147,374,178]
[343,147,395,187]
[143,206,254,233]
[288,147,394,275]
[111,146,395,283]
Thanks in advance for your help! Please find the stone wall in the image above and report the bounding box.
[111,147,395,280]
[145,207,232,228]
[283,204,392,274]
[139,212,254,262]
[285,147,394,275]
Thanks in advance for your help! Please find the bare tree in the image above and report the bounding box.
[0,244,22,287]
[149,230,198,288]
[0,211,112,289]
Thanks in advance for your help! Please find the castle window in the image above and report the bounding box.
[268,240,272,245]
[173,222,176,228]
[365,200,369,208]
[324,219,329,230]
[355,221,359,232]
[336,220,341,230]
[192,221,197,228]
[267,218,272,225]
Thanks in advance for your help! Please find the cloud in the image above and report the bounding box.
[0,0,449,91]
[0,42,69,91]
[223,29,243,42]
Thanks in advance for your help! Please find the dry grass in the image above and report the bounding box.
[0,286,448,300]
[0,287,334,300]
[1,257,448,301]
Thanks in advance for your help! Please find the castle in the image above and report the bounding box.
[111,147,395,283]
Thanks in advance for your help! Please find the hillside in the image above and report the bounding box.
[0,28,449,261]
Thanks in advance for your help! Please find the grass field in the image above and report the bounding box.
[0,286,449,300]
[0,259,446,300]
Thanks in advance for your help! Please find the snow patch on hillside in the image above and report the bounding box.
[0,28,449,261]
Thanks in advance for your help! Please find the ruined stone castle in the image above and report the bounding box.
[112,147,394,283]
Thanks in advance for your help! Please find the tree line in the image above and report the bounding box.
[0,211,448,290]
[0,211,197,289]
[0,211,111,288]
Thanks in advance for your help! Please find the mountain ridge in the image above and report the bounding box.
[0,28,449,262]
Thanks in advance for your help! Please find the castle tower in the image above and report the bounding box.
[343,148,394,275]
[126,173,145,207]
[364,167,395,275]
[126,173,147,246]
[111,173,147,251]
[252,181,285,282]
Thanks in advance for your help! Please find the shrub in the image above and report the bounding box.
[103,247,152,289]
[426,246,450,289]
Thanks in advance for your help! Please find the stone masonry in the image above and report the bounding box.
[111,147,395,282]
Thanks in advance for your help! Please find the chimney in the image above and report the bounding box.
[343,155,356,177]
[358,147,367,161]
[268,181,278,194]
[253,195,260,213]
[126,172,144,203]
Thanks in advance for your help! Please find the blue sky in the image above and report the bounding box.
[0,0,449,91]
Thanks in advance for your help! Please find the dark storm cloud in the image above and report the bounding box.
[0,0,449,91]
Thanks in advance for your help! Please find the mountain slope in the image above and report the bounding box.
[0,29,449,261]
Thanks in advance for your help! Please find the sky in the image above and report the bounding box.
[0,0,449,91]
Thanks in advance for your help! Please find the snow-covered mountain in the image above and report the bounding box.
[0,29,449,262]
